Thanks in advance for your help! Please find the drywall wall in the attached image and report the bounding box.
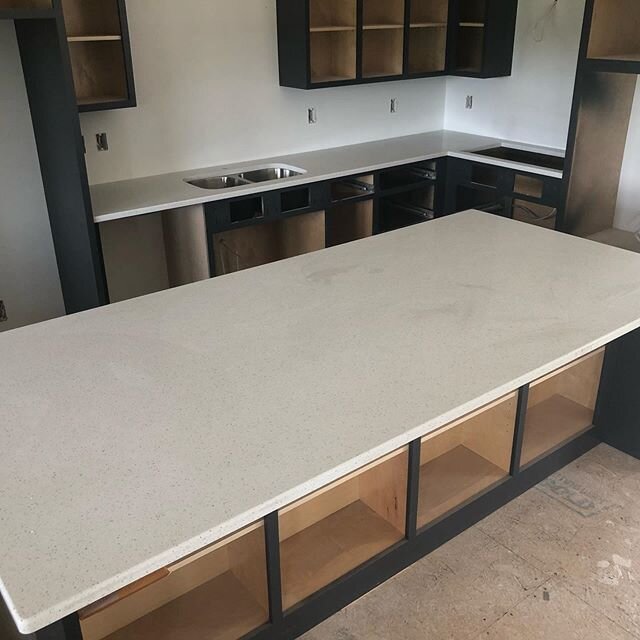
[0,22,65,332]
[445,0,586,150]
[615,79,640,232]
[80,0,447,185]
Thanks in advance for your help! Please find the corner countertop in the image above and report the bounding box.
[4,212,635,635]
[90,131,565,224]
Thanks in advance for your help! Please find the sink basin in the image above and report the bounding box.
[185,165,305,190]
[237,167,304,182]
[186,175,250,189]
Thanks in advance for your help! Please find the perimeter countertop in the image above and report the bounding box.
[90,131,565,223]
[3,211,637,634]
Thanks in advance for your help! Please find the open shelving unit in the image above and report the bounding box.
[279,448,408,610]
[408,0,449,73]
[521,349,605,467]
[60,0,135,110]
[78,523,268,640]
[418,393,516,528]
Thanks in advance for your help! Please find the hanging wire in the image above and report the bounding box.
[533,0,559,43]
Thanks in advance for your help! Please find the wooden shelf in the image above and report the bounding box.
[310,30,356,84]
[280,500,403,610]
[363,24,404,30]
[68,35,122,42]
[362,28,404,78]
[418,445,505,527]
[103,572,267,640]
[309,0,356,31]
[418,393,516,528]
[521,396,595,466]
[411,22,447,28]
[460,22,484,27]
[363,0,405,29]
[309,25,355,33]
[80,523,268,640]
[279,448,407,610]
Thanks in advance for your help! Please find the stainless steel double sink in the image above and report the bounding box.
[186,165,305,190]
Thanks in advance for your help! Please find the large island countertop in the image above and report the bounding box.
[2,211,640,634]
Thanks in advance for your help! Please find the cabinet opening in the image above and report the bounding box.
[379,161,437,191]
[587,0,640,61]
[60,0,121,38]
[279,448,408,610]
[326,200,374,247]
[521,349,605,467]
[410,0,448,25]
[281,188,310,213]
[455,25,484,72]
[78,523,268,640]
[69,40,127,105]
[229,197,264,224]
[212,210,326,276]
[380,189,434,232]
[363,29,404,78]
[309,0,356,30]
[310,30,356,83]
[100,207,210,303]
[459,0,486,24]
[455,185,504,215]
[363,0,405,27]
[513,174,544,199]
[418,394,517,529]
[408,24,447,74]
[471,163,499,188]
[511,200,556,230]
[330,174,374,201]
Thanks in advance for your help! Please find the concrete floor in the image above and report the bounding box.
[301,444,640,640]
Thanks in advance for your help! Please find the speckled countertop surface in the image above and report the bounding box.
[3,211,639,634]
[90,131,564,223]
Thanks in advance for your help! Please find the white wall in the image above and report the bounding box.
[445,0,585,150]
[0,22,65,332]
[80,0,447,185]
[615,79,640,232]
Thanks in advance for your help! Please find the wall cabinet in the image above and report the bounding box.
[60,0,136,111]
[276,0,518,88]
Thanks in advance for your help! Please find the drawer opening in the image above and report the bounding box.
[326,199,374,247]
[230,196,264,224]
[279,448,408,610]
[79,523,268,640]
[418,393,517,529]
[521,349,605,467]
[379,162,437,191]
[99,207,210,304]
[330,175,374,202]
[212,210,326,275]
[471,163,499,188]
[280,187,310,213]
[513,174,544,199]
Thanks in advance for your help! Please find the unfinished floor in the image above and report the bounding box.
[301,444,640,640]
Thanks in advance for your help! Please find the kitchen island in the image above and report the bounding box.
[2,211,640,640]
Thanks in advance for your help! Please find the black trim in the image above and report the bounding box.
[264,513,283,625]
[405,439,421,540]
[510,384,529,475]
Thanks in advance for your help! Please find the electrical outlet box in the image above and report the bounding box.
[0,300,7,322]
[390,98,398,114]
[307,108,317,125]
[465,96,473,110]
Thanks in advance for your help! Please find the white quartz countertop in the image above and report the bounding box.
[90,131,564,223]
[3,212,638,635]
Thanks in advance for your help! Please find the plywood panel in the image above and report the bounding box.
[327,200,374,247]
[564,72,636,237]
[588,0,640,60]
[60,0,121,37]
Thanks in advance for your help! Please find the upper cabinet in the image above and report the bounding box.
[60,0,136,111]
[450,0,518,77]
[276,0,517,89]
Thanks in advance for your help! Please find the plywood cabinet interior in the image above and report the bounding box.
[418,393,516,528]
[521,349,605,466]
[587,0,640,61]
[279,448,408,610]
[78,523,268,640]
[61,0,135,110]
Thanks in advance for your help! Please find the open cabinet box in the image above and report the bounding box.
[408,0,448,73]
[279,448,408,610]
[521,349,605,467]
[587,0,640,61]
[78,523,269,640]
[418,393,517,529]
[362,0,405,78]
[327,175,374,247]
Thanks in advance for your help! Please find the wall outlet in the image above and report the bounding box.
[465,95,474,110]
[307,107,317,125]
[390,98,398,114]
[0,300,7,323]
[96,132,109,151]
